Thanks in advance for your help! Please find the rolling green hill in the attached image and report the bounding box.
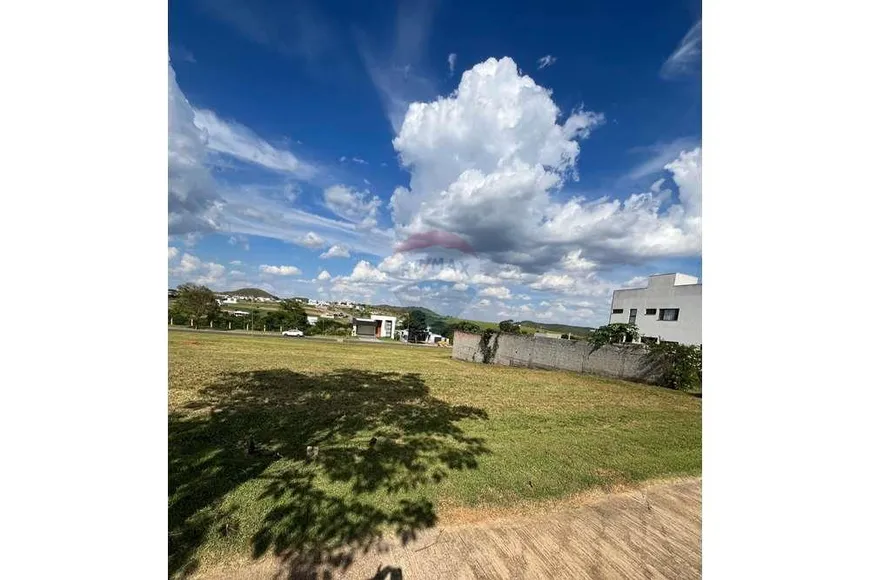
[372,306,597,338]
[220,288,280,299]
[517,321,595,336]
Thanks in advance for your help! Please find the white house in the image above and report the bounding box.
[609,273,701,345]
[398,326,444,344]
[425,331,444,344]
[352,314,397,339]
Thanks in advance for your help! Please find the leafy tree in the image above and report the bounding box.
[498,319,521,334]
[407,310,428,343]
[588,323,640,350]
[428,318,448,336]
[308,318,349,336]
[261,300,309,331]
[173,283,219,328]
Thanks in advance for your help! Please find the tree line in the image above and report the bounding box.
[169,283,350,335]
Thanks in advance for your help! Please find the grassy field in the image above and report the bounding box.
[169,330,701,577]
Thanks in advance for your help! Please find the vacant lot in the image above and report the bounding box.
[169,331,701,578]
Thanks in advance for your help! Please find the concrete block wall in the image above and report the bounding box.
[452,331,661,383]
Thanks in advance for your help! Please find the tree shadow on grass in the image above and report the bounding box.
[169,369,488,578]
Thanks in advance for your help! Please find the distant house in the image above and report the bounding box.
[425,327,445,344]
[397,326,443,344]
[231,310,249,317]
[307,316,319,325]
[168,289,178,298]
[352,314,397,339]
[222,297,238,305]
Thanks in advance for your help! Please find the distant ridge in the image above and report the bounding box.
[518,321,594,336]
[220,287,279,299]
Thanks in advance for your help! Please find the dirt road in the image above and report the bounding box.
[198,478,701,580]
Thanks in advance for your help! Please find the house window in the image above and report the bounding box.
[645,308,657,315]
[628,308,637,324]
[659,308,680,321]
[612,309,624,314]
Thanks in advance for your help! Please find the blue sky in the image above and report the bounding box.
[168,0,701,326]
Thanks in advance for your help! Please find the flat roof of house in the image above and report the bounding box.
[614,272,702,292]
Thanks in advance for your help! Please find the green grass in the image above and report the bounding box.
[169,330,700,577]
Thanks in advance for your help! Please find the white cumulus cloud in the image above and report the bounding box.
[170,253,226,286]
[320,244,351,259]
[259,264,302,276]
[479,286,512,299]
[297,231,327,249]
[348,260,388,283]
[390,57,700,273]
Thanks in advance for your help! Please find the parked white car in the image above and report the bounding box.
[281,329,304,337]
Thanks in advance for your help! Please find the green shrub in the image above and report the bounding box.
[588,323,640,350]
[646,343,702,391]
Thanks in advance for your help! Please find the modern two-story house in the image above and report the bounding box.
[609,273,701,345]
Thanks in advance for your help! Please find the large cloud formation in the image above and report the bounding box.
[390,57,700,274]
[168,63,223,236]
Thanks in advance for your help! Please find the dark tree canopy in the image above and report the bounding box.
[445,320,481,339]
[273,300,310,330]
[172,283,219,327]
[498,319,521,334]
[407,310,428,342]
